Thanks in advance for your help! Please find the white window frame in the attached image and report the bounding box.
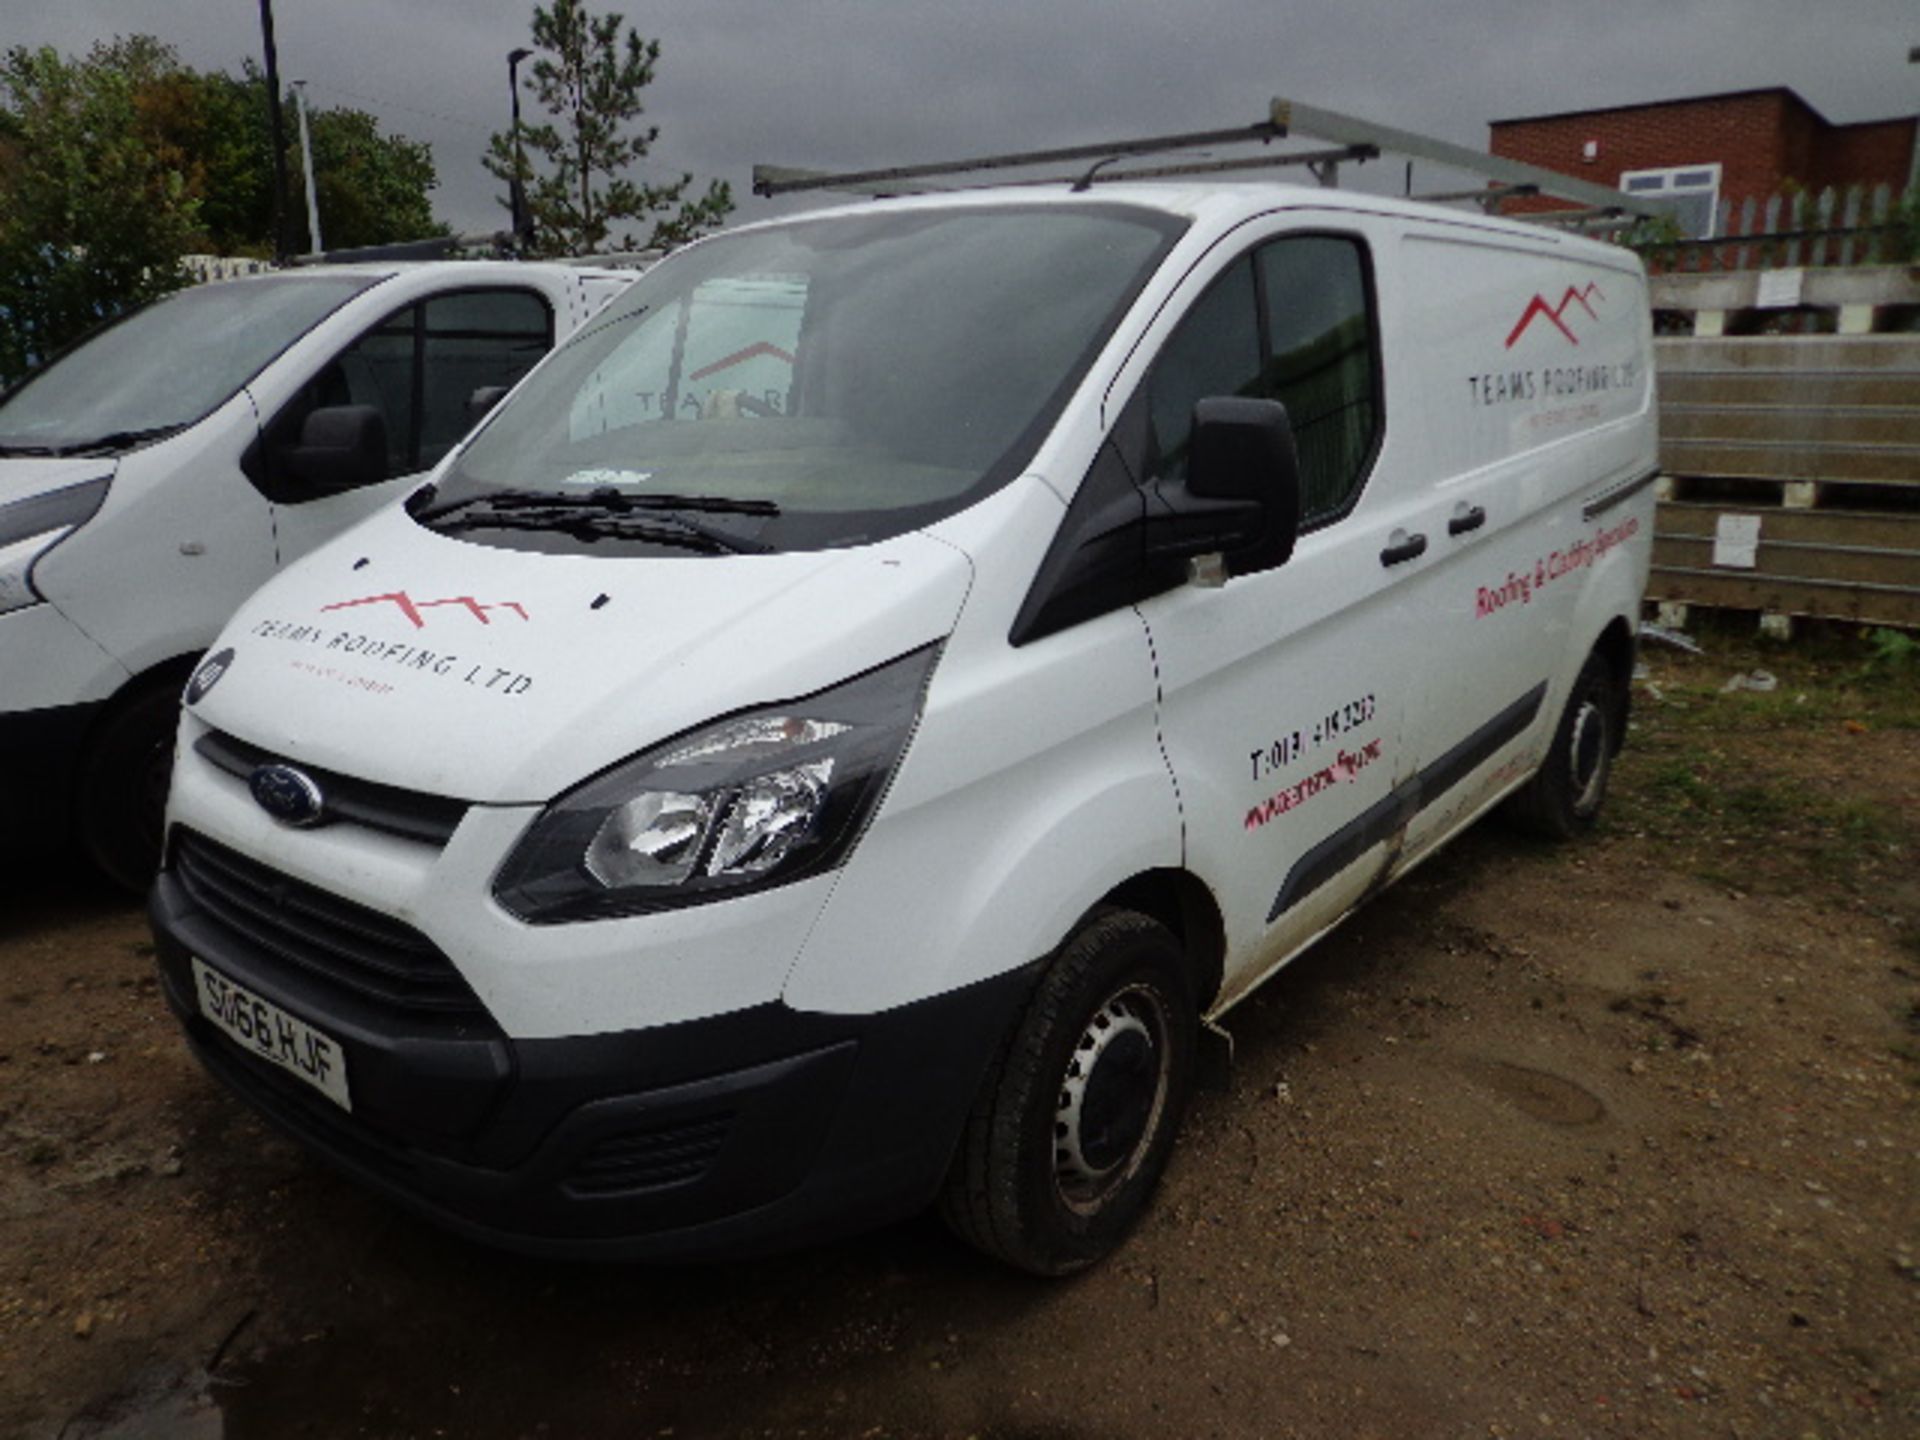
[1618,162,1723,239]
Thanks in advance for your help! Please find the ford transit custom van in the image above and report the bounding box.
[149,186,1656,1273]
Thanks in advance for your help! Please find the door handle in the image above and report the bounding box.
[1379,531,1428,567]
[1448,505,1487,537]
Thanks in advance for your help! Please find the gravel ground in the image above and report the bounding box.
[2,631,1915,1439]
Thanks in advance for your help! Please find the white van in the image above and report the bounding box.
[0,261,633,888]
[148,186,1656,1274]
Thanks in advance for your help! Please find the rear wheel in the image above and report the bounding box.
[940,909,1196,1276]
[76,684,182,894]
[1507,651,1617,840]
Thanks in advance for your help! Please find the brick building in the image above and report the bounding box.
[1489,88,1918,236]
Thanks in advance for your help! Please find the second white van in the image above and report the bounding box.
[0,261,633,888]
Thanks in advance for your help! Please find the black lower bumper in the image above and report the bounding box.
[0,701,98,854]
[150,867,1037,1260]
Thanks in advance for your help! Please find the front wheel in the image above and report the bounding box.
[76,684,182,894]
[1507,650,1617,840]
[940,909,1196,1276]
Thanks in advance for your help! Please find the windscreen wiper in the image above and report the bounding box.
[0,441,64,457]
[418,487,780,521]
[50,424,188,456]
[412,486,575,520]
[434,502,774,555]
[419,486,779,553]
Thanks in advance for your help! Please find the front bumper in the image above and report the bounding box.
[151,858,1037,1260]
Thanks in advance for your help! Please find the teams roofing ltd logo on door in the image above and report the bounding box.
[1504,283,1606,349]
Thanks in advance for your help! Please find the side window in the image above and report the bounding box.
[1146,257,1261,483]
[416,289,551,468]
[1257,237,1378,524]
[676,276,804,420]
[1144,236,1379,526]
[569,275,806,439]
[331,307,416,476]
[264,288,553,494]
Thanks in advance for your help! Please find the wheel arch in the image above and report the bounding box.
[71,649,202,889]
[1097,868,1227,1014]
[82,651,202,755]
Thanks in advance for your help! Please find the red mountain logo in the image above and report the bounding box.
[689,341,797,383]
[1504,284,1606,349]
[320,592,530,629]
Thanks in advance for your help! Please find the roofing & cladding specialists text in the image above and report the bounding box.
[1475,516,1640,619]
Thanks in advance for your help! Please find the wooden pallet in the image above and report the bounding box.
[1650,332,1919,628]
[1649,501,1920,628]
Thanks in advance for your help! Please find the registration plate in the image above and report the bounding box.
[192,957,352,1111]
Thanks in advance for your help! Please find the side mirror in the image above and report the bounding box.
[466,384,511,423]
[1007,394,1304,646]
[281,405,387,494]
[1185,396,1302,575]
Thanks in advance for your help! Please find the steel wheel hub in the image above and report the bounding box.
[1054,985,1168,1210]
[1568,697,1608,813]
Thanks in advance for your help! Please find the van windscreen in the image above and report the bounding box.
[427,204,1182,553]
[0,274,380,455]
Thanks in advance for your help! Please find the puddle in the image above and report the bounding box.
[1463,1060,1607,1126]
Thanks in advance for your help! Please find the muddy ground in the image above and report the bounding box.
[3,630,1916,1440]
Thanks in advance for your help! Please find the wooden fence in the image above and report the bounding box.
[1637,182,1913,275]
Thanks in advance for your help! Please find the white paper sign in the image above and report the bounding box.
[1712,513,1762,569]
[1755,268,1804,310]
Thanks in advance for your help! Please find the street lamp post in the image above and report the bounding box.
[507,47,534,252]
[293,79,324,256]
[257,0,293,262]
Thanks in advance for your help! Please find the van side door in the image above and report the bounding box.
[1387,233,1652,861]
[251,286,556,566]
[1134,225,1419,1013]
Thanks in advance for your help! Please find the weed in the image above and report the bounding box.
[1858,627,1919,686]
[1646,755,1716,809]
[1724,784,1796,828]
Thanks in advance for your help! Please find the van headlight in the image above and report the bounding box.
[493,645,939,922]
[0,477,111,615]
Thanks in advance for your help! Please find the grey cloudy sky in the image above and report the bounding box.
[14,0,1919,237]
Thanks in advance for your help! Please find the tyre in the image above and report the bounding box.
[940,908,1196,1276]
[76,683,183,894]
[1507,650,1617,840]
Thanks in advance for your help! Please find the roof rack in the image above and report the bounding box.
[753,96,1660,223]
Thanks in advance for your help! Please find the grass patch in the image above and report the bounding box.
[1614,626,1917,896]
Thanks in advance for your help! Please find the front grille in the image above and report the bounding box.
[562,1114,733,1197]
[174,829,491,1021]
[196,729,468,846]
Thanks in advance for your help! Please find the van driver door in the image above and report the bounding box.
[1132,224,1427,1012]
